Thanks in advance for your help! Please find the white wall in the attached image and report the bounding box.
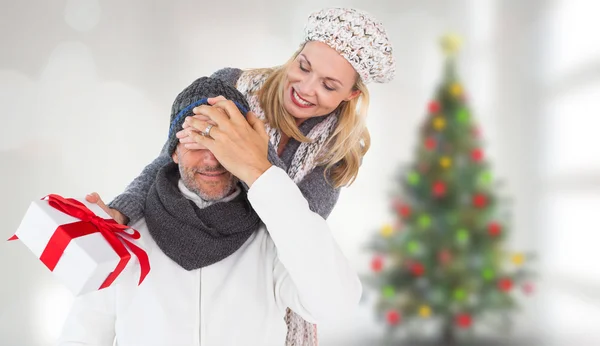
[3,0,596,345]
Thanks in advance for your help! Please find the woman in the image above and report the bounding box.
[93,7,395,345]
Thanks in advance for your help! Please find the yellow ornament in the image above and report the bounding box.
[380,224,394,238]
[512,253,525,266]
[440,33,463,56]
[433,116,446,131]
[419,305,431,318]
[450,83,463,97]
[440,156,452,169]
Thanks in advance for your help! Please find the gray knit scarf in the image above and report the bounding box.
[144,162,261,270]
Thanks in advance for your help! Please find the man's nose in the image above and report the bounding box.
[202,150,220,165]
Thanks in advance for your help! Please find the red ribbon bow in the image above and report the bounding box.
[9,194,150,290]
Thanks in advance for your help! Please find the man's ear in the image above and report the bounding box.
[172,148,179,164]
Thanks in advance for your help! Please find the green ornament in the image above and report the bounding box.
[457,108,470,123]
[454,288,466,301]
[382,285,395,298]
[480,170,493,185]
[418,215,432,229]
[407,171,421,186]
[408,241,420,254]
[456,228,469,243]
[482,268,495,281]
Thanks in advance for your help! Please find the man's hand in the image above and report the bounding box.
[85,192,129,225]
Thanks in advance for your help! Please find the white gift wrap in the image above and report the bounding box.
[14,197,138,296]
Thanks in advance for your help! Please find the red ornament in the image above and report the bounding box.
[425,137,436,151]
[488,222,502,237]
[433,181,447,197]
[410,262,425,276]
[471,148,483,162]
[523,282,535,295]
[455,313,472,328]
[371,256,384,272]
[386,310,401,325]
[472,193,487,208]
[394,201,411,218]
[428,101,441,114]
[498,278,513,292]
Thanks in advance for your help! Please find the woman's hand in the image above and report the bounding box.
[183,99,272,187]
[85,192,129,225]
[176,96,227,150]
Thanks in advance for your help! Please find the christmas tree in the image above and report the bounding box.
[365,35,535,344]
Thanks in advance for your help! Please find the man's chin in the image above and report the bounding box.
[193,179,238,201]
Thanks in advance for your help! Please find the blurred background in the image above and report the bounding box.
[1,0,599,345]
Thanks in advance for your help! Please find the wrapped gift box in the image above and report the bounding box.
[10,194,149,296]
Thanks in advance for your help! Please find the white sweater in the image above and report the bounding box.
[57,166,362,346]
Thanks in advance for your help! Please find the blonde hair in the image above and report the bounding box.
[246,47,371,188]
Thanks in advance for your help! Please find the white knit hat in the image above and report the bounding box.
[304,7,396,84]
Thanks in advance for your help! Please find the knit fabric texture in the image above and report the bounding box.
[166,76,250,156]
[144,162,261,271]
[304,7,396,84]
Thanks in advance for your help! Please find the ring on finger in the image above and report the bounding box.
[202,124,215,138]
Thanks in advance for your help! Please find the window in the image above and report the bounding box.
[539,0,600,284]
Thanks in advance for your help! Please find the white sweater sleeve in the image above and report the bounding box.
[248,166,362,323]
[57,287,117,346]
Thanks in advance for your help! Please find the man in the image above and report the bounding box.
[58,77,362,346]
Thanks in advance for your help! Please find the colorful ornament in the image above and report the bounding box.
[408,240,420,255]
[394,201,411,218]
[473,193,487,208]
[454,288,466,301]
[455,313,472,328]
[407,171,420,186]
[488,222,502,237]
[433,116,446,131]
[441,34,463,56]
[419,305,432,318]
[380,224,394,238]
[386,310,401,325]
[425,137,436,150]
[479,171,493,185]
[371,256,384,272]
[382,285,395,298]
[440,156,452,169]
[482,268,495,281]
[433,181,447,197]
[456,228,469,244]
[512,253,525,266]
[418,214,432,229]
[457,108,470,123]
[471,148,483,162]
[498,278,513,292]
[450,83,463,97]
[410,262,425,276]
[428,101,441,114]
